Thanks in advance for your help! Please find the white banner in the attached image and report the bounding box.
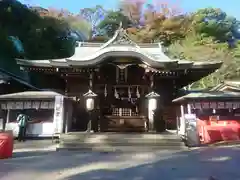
[53,96,64,134]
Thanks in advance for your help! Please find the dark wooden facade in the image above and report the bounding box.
[19,61,220,132]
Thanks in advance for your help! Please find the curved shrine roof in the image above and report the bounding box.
[16,28,222,70]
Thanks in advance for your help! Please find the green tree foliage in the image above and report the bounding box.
[2,0,240,90]
[0,0,75,59]
[191,8,240,42]
[46,8,91,39]
[79,5,106,37]
[168,33,240,89]
[97,10,132,37]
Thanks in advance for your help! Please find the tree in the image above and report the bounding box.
[45,8,91,40]
[97,10,132,37]
[79,5,107,37]
[191,8,240,43]
[119,0,145,26]
[117,0,188,44]
[168,33,240,89]
[120,0,181,26]
[0,0,78,59]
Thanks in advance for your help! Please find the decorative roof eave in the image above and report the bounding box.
[173,60,222,70]
[172,91,240,103]
[49,59,69,67]
[210,81,240,92]
[66,50,179,68]
[192,61,223,69]
[16,58,52,67]
[99,22,139,50]
[219,86,240,92]
[191,61,223,69]
[16,57,222,74]
[174,61,193,69]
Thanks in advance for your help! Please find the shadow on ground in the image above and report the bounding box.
[12,150,55,158]
[1,147,240,180]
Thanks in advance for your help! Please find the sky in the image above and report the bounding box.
[19,0,240,19]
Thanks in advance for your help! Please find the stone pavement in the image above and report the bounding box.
[1,144,240,180]
[13,139,57,153]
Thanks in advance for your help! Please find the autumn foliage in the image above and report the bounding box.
[1,0,240,88]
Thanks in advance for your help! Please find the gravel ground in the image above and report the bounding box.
[1,145,240,180]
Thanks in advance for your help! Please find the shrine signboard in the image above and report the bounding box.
[190,102,240,109]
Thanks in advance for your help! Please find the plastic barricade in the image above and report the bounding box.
[197,119,240,144]
[0,130,13,159]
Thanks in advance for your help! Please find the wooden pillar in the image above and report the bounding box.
[64,74,68,95]
[6,109,10,124]
[179,104,186,136]
[64,99,73,133]
[187,104,191,114]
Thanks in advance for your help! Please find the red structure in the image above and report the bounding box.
[0,131,13,159]
[173,92,240,145]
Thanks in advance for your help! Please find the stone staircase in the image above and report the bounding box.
[57,131,186,152]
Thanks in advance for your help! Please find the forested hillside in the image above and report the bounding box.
[1,0,240,89]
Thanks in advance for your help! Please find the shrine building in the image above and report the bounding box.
[15,27,222,133]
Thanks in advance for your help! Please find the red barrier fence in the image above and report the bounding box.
[0,131,14,159]
[197,118,240,144]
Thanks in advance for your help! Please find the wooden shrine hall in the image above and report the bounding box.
[15,26,222,133]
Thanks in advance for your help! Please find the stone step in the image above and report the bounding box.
[61,132,179,138]
[60,138,182,144]
[60,133,181,143]
[58,132,185,152]
[57,144,187,152]
[60,140,184,146]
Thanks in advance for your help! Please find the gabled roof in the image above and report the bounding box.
[16,25,222,70]
[0,91,64,100]
[173,91,240,103]
[210,80,240,92]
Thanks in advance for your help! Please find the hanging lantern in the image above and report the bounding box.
[128,86,131,101]
[145,91,160,111]
[148,98,157,111]
[104,84,107,97]
[136,106,138,113]
[136,86,140,98]
[83,90,98,111]
[114,87,119,99]
[86,98,94,111]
